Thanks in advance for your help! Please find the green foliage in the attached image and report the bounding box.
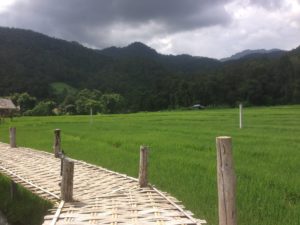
[50,82,77,95]
[77,89,102,100]
[64,104,76,115]
[75,98,102,115]
[59,89,125,115]
[0,27,300,112]
[0,174,52,225]
[8,89,127,115]
[24,101,56,116]
[101,93,125,113]
[10,92,37,113]
[0,106,299,225]
[74,89,102,114]
[49,82,77,103]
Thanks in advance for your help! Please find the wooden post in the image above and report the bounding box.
[216,136,237,225]
[9,127,16,148]
[139,146,149,187]
[61,158,74,202]
[239,104,243,129]
[53,129,61,158]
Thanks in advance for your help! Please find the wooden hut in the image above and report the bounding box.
[0,98,18,120]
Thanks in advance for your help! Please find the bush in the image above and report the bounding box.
[10,92,37,114]
[24,101,56,116]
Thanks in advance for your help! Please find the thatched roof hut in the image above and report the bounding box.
[0,98,16,109]
[0,98,18,117]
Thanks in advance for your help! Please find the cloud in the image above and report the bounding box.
[0,0,231,48]
[149,0,300,58]
[0,0,299,58]
[248,0,285,9]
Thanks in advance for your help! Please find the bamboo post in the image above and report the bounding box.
[9,127,16,148]
[53,129,61,158]
[239,104,243,129]
[216,136,237,225]
[61,158,74,202]
[139,145,149,187]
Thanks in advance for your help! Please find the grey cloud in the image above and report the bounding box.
[20,0,231,28]
[112,0,231,29]
[1,0,232,49]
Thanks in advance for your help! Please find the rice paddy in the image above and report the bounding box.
[0,105,299,225]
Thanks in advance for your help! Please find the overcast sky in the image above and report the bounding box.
[0,0,299,59]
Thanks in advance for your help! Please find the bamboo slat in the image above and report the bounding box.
[0,142,206,225]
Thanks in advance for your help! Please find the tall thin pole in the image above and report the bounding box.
[90,107,93,125]
[239,104,243,129]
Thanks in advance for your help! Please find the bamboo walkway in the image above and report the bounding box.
[0,142,206,225]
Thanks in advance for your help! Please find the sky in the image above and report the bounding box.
[0,0,299,59]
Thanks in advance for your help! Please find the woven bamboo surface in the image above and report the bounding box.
[0,142,206,225]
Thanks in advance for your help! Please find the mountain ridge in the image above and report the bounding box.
[98,41,221,74]
[221,48,286,62]
[0,26,299,112]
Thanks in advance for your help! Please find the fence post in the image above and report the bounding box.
[9,127,16,148]
[139,145,149,187]
[239,104,243,129]
[216,136,237,225]
[61,158,74,202]
[53,129,61,158]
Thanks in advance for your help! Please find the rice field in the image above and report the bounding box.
[0,105,299,225]
[0,174,52,225]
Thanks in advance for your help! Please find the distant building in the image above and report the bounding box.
[0,98,18,119]
[191,104,205,109]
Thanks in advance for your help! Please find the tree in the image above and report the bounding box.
[10,92,37,114]
[75,97,102,115]
[24,101,55,116]
[74,89,103,114]
[101,93,125,114]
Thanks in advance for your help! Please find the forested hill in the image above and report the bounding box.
[221,49,286,62]
[98,42,221,74]
[0,27,113,98]
[0,27,299,114]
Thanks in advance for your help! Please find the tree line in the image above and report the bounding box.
[10,90,125,116]
[0,27,299,115]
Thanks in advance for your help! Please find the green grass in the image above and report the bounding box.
[0,174,52,225]
[0,105,299,225]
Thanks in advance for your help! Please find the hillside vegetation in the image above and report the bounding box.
[0,27,299,114]
[0,105,299,225]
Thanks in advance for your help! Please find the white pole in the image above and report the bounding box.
[239,103,243,129]
[90,108,93,125]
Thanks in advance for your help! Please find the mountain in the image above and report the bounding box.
[290,45,300,55]
[100,42,158,59]
[221,49,286,62]
[98,42,221,74]
[0,27,113,97]
[0,26,299,113]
